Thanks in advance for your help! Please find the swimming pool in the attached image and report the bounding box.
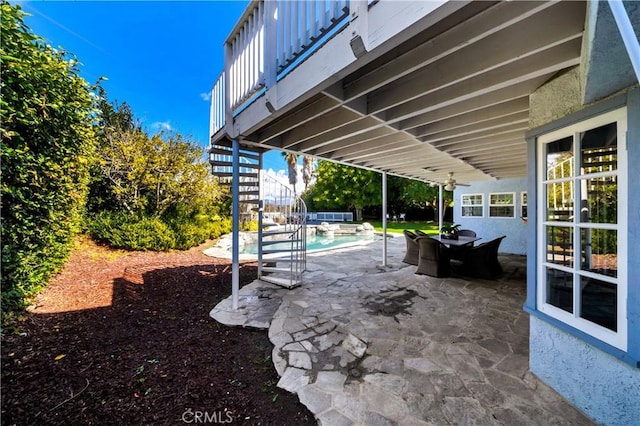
[240,232,377,254]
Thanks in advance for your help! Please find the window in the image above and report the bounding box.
[537,107,627,350]
[461,194,483,217]
[521,192,528,218]
[489,192,515,218]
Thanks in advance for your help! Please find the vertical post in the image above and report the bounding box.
[382,172,388,267]
[231,139,240,310]
[257,158,264,278]
[225,39,240,310]
[438,184,444,233]
[231,138,240,310]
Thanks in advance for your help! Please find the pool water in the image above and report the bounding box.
[240,233,377,254]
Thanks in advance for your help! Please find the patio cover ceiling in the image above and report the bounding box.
[240,1,587,186]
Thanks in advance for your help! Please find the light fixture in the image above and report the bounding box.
[444,172,456,191]
[350,35,367,58]
[265,99,276,113]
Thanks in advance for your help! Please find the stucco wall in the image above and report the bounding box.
[627,85,640,372]
[526,88,640,426]
[529,66,583,129]
[453,177,527,255]
[530,317,640,426]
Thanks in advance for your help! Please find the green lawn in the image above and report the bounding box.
[367,220,440,235]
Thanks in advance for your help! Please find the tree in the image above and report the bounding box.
[93,117,219,217]
[85,92,139,214]
[85,92,228,251]
[304,161,381,221]
[302,155,314,192]
[281,151,299,196]
[1,1,97,314]
[390,177,451,220]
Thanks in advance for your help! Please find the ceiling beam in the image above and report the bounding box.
[333,140,418,162]
[372,38,582,117]
[257,95,340,143]
[279,107,362,149]
[412,101,529,136]
[310,128,396,156]
[343,1,560,100]
[367,7,584,114]
[397,93,529,130]
[430,123,528,148]
[415,112,529,141]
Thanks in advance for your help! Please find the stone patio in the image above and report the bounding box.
[209,235,593,425]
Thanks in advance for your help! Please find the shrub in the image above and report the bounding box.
[89,212,174,251]
[89,211,232,251]
[1,3,97,316]
[241,220,259,232]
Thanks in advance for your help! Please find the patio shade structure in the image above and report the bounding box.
[218,1,588,182]
[209,0,639,303]
[209,1,640,424]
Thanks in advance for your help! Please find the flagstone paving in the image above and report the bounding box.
[210,236,593,425]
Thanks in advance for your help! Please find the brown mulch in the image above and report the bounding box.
[1,237,315,425]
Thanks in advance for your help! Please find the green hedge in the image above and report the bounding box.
[89,211,232,251]
[1,3,97,316]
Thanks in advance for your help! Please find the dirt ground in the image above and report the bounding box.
[1,237,315,425]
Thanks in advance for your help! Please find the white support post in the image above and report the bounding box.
[257,163,264,278]
[608,0,640,83]
[231,139,240,310]
[382,172,388,267]
[438,184,444,233]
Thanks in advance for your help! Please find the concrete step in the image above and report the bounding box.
[261,239,302,246]
[219,180,259,186]
[262,248,303,254]
[209,148,261,162]
[260,266,293,274]
[210,160,260,169]
[239,198,260,204]
[213,172,259,178]
[263,229,298,236]
[261,257,295,263]
[259,275,301,289]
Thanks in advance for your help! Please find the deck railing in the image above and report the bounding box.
[210,0,350,128]
[228,2,266,111]
[275,0,349,74]
[209,71,226,136]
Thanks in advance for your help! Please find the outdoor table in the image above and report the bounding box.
[431,235,481,247]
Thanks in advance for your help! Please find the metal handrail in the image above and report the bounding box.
[259,171,307,287]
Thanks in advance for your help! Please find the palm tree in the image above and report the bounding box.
[302,155,314,192]
[281,151,298,196]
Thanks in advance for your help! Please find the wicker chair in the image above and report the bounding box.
[461,236,506,279]
[458,229,477,239]
[415,237,451,277]
[449,229,477,261]
[402,230,420,265]
[414,229,429,237]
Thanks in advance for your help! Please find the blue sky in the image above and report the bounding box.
[17,0,285,171]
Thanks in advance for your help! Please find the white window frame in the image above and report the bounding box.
[536,107,627,350]
[461,193,483,217]
[489,192,516,218]
[521,192,528,218]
